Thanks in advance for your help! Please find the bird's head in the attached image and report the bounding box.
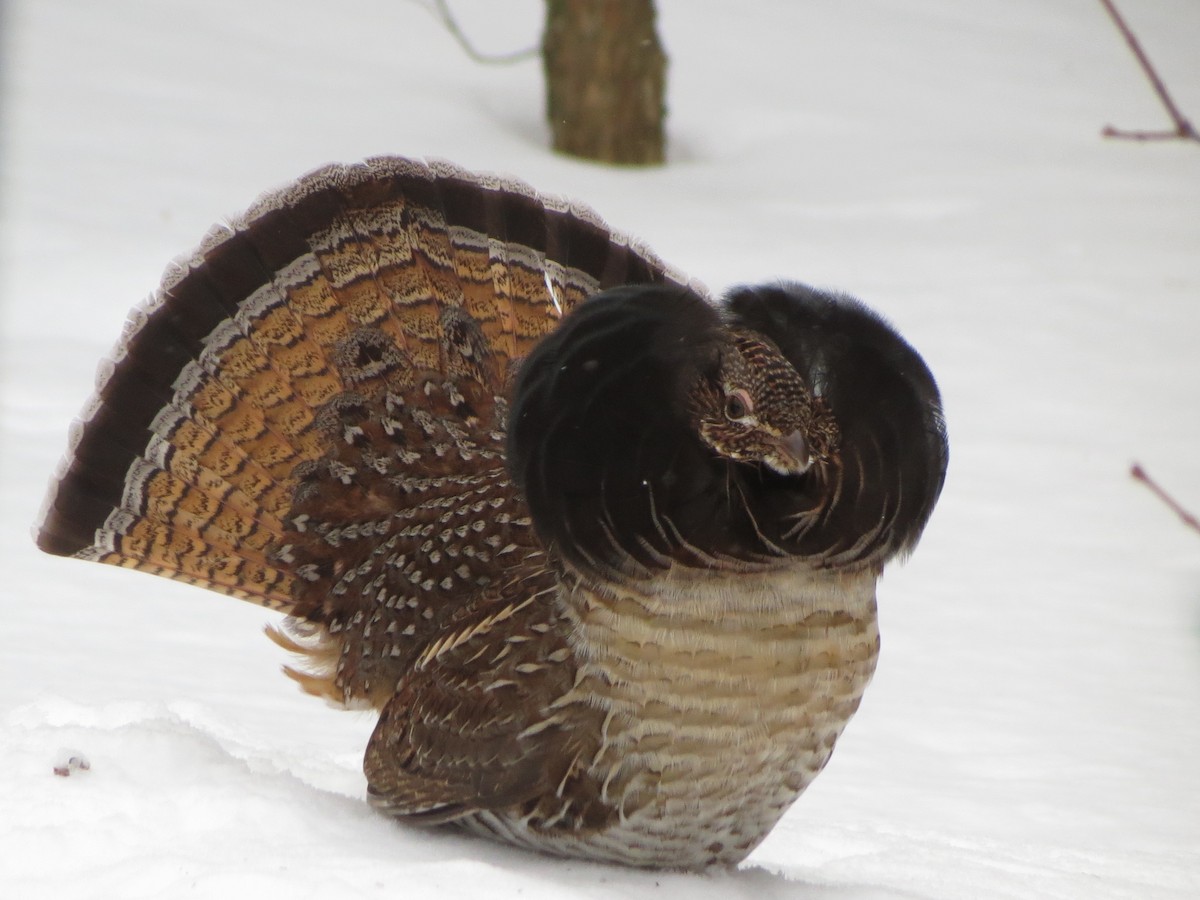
[508,282,946,582]
[690,328,838,478]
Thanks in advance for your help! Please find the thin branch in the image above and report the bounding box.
[1098,0,1199,143]
[418,0,539,66]
[1131,463,1200,536]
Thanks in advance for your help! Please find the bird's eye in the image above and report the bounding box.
[724,389,754,421]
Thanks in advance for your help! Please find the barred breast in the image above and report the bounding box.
[462,566,880,868]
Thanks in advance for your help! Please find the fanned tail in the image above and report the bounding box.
[36,154,694,632]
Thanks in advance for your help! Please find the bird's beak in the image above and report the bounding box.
[784,429,810,467]
[767,430,811,476]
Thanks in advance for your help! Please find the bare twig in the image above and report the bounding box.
[415,0,539,66]
[1098,0,1199,143]
[1131,463,1200,536]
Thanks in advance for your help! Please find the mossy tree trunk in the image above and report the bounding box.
[542,0,667,165]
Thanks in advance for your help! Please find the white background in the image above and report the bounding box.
[2,1,1198,897]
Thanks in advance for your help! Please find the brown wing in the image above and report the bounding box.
[361,569,607,824]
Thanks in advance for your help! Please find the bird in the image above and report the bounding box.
[36,156,948,869]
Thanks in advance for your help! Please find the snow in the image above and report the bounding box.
[2,0,1199,897]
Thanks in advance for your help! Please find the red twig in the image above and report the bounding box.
[1131,463,1200,536]
[1098,0,1199,143]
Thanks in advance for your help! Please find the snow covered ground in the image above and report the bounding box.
[2,1,1199,897]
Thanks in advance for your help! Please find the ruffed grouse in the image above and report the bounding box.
[37,157,948,869]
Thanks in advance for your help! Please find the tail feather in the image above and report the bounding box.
[36,157,693,632]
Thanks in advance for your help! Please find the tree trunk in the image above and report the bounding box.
[542,0,667,165]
